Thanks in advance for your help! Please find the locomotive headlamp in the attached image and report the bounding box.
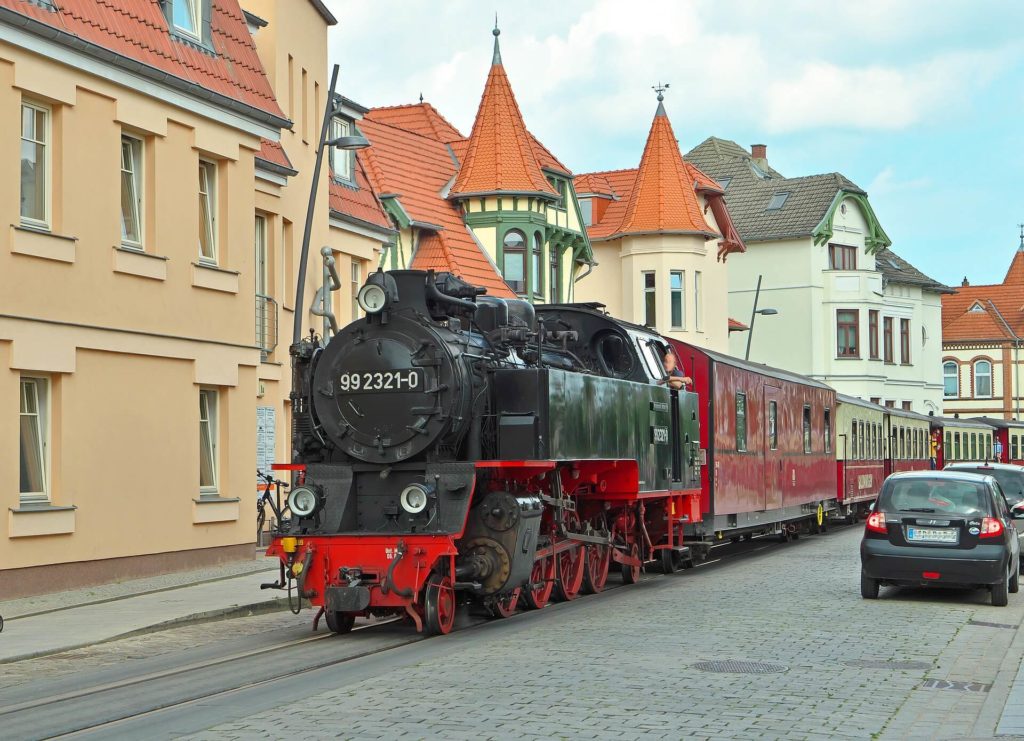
[399,483,431,514]
[357,283,388,314]
[288,486,320,518]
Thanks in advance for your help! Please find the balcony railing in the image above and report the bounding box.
[256,293,278,359]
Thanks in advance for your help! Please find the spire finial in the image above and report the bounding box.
[1019,223,1024,252]
[419,92,424,104]
[492,15,502,65]
[652,81,669,115]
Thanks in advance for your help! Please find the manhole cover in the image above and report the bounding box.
[845,659,931,670]
[693,660,787,674]
[920,679,991,692]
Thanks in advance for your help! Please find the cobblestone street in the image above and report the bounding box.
[164,526,1024,740]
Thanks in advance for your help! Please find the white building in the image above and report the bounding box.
[685,138,949,413]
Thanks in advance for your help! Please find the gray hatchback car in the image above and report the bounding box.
[860,470,1023,606]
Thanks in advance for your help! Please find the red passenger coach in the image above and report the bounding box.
[668,340,837,544]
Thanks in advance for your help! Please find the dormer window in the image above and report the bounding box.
[329,118,353,182]
[579,198,593,226]
[968,302,986,313]
[173,0,201,39]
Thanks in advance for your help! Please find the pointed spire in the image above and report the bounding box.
[492,15,502,66]
[449,24,556,199]
[617,98,712,236]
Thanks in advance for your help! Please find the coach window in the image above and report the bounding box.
[859,421,866,460]
[945,432,952,460]
[953,432,961,460]
[970,434,977,461]
[823,408,831,454]
[803,405,812,453]
[768,401,778,451]
[874,423,881,459]
[1013,435,1020,461]
[851,420,858,459]
[735,393,747,452]
[899,428,905,459]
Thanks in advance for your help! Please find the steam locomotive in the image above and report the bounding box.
[266,269,703,634]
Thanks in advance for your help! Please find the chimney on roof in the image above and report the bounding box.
[751,144,767,168]
[962,276,970,287]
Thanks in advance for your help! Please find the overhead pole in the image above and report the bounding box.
[745,275,763,361]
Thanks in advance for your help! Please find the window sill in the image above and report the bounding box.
[9,503,76,538]
[192,261,239,294]
[192,495,240,524]
[11,224,77,263]
[835,356,862,360]
[114,245,169,280]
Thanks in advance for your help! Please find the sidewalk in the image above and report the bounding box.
[0,553,284,663]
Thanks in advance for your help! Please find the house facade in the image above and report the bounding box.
[573,96,745,353]
[362,26,592,302]
[1,0,392,597]
[686,138,948,413]
[941,240,1024,420]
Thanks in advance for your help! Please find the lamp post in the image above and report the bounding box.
[291,64,371,348]
[744,274,779,361]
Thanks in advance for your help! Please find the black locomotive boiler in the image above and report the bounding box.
[267,269,703,634]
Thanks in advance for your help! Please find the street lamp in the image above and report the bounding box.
[744,274,779,361]
[291,64,371,347]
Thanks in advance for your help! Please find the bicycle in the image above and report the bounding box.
[257,469,290,545]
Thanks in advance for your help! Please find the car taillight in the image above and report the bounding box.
[980,517,1004,538]
[866,511,887,534]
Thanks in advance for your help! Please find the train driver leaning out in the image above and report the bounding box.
[659,351,693,391]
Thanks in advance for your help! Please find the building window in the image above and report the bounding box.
[883,317,894,363]
[868,310,879,359]
[768,400,777,451]
[901,401,912,411]
[900,319,911,364]
[943,361,958,398]
[870,396,881,405]
[736,392,747,452]
[198,160,217,263]
[329,118,353,181]
[19,377,50,502]
[199,389,218,494]
[502,230,526,294]
[694,271,703,331]
[836,310,859,357]
[579,198,593,226]
[351,260,361,318]
[643,271,656,328]
[766,192,789,211]
[173,0,202,38]
[670,271,685,329]
[20,100,49,227]
[828,244,857,270]
[974,360,992,398]
[803,405,812,453]
[255,214,271,355]
[549,247,560,303]
[531,232,544,301]
[120,135,144,247]
[824,408,831,454]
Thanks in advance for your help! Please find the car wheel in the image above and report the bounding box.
[1011,560,1020,594]
[992,569,1010,607]
[860,569,879,600]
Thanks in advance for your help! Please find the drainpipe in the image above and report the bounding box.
[987,300,1019,420]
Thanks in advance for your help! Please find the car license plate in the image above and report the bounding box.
[906,527,958,544]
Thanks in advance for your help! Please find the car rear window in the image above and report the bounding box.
[950,468,1024,505]
[879,479,992,517]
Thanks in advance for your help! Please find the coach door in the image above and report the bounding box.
[764,386,782,511]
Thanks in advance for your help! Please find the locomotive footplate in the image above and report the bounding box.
[325,585,372,613]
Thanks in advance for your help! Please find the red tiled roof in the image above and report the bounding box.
[942,252,1024,341]
[449,58,556,198]
[256,138,294,171]
[368,103,464,143]
[574,172,618,198]
[573,168,640,240]
[329,157,392,231]
[360,113,514,297]
[618,105,712,236]
[0,0,285,122]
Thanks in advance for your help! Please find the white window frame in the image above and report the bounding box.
[120,134,144,249]
[199,388,219,495]
[670,270,685,329]
[20,100,51,229]
[943,361,958,399]
[351,259,361,319]
[198,160,218,264]
[974,360,993,399]
[694,271,703,332]
[173,0,202,40]
[19,376,50,503]
[329,117,353,182]
[642,271,656,328]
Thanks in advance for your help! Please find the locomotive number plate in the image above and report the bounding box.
[339,369,424,393]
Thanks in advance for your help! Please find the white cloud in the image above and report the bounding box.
[867,166,932,196]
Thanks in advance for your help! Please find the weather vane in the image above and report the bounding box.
[652,82,670,102]
[1018,223,1024,249]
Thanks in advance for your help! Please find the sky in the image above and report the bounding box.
[325,0,1024,287]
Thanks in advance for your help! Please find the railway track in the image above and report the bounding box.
[0,528,846,740]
